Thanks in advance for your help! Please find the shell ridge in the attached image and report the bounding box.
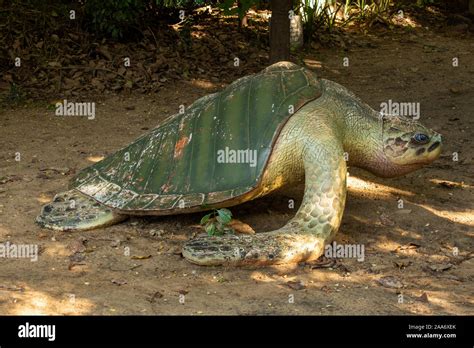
[142,131,164,192]
[280,71,287,98]
[184,107,199,191]
[158,117,181,195]
[209,88,222,194]
[121,130,154,193]
[246,75,254,180]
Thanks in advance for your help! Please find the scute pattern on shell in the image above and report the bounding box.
[70,62,322,212]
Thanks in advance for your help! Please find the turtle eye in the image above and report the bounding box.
[412,133,430,145]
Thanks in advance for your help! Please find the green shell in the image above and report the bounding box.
[70,62,322,212]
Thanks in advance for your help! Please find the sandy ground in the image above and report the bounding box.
[0,29,473,315]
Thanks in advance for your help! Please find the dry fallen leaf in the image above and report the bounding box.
[68,250,86,270]
[429,263,453,272]
[286,280,306,290]
[394,242,421,253]
[0,284,25,292]
[434,180,465,189]
[69,252,85,263]
[0,175,22,185]
[320,285,331,293]
[309,257,337,269]
[68,237,87,253]
[394,259,412,269]
[147,291,163,303]
[417,292,429,303]
[377,276,403,289]
[97,46,112,61]
[394,209,412,215]
[228,219,255,235]
[379,213,395,226]
[131,255,152,260]
[111,279,127,286]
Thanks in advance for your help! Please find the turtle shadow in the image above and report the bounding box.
[175,167,470,315]
[348,165,473,215]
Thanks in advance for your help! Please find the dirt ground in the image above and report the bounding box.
[0,28,473,315]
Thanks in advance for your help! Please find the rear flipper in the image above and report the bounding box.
[36,189,127,231]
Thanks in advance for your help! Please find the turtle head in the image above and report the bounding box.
[377,115,442,177]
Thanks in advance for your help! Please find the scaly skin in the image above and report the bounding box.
[182,79,442,266]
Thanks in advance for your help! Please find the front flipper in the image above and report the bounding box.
[182,140,347,266]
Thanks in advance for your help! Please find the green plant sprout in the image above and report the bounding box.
[200,208,235,236]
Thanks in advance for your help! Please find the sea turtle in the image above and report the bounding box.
[36,62,442,266]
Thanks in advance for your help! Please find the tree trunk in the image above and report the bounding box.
[237,0,249,28]
[240,14,248,28]
[270,0,291,64]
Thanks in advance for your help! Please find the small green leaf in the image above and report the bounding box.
[217,208,232,224]
[200,212,213,225]
[219,208,232,216]
[205,223,216,236]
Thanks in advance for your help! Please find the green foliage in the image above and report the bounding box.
[200,208,234,236]
[156,0,207,8]
[415,0,436,7]
[350,0,391,22]
[4,83,25,104]
[297,0,343,44]
[219,0,260,19]
[295,0,397,45]
[299,0,318,41]
[84,0,207,39]
[85,0,144,39]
